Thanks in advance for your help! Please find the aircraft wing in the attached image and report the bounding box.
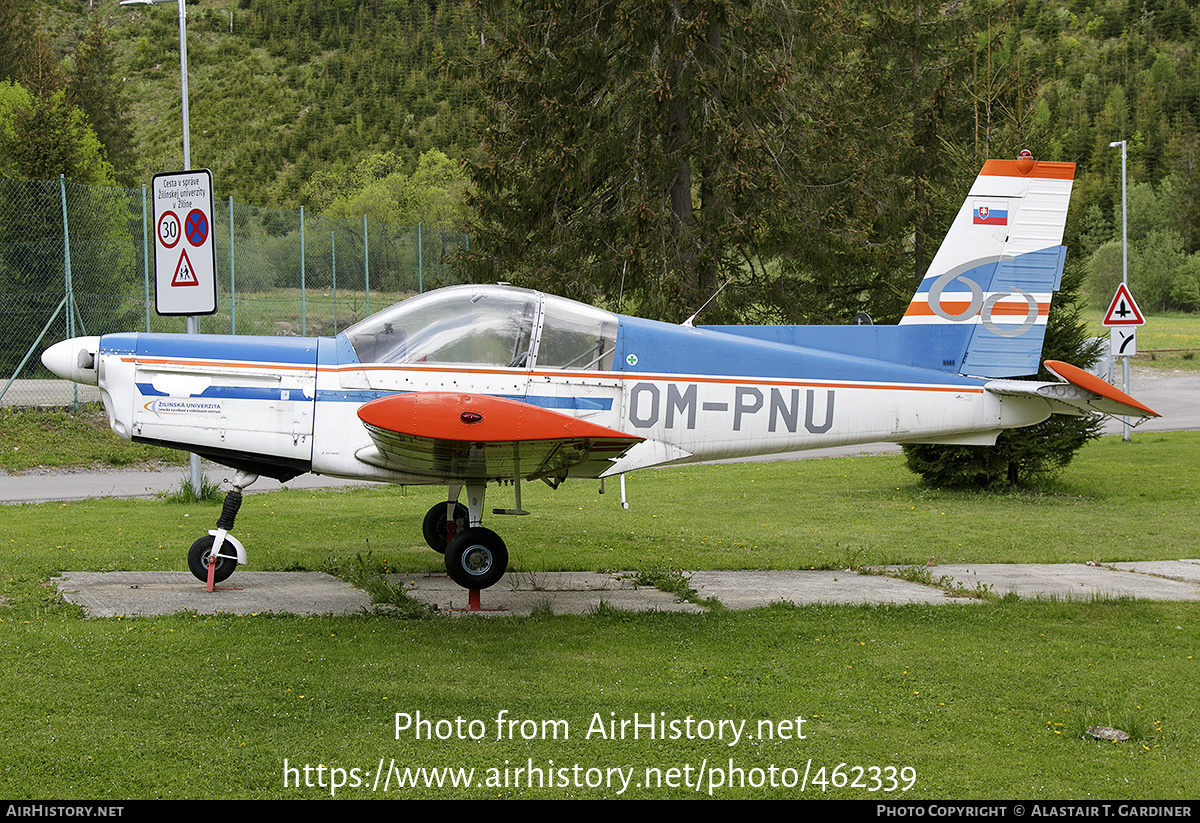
[355,392,644,481]
[985,360,1161,419]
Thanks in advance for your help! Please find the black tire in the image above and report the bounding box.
[422,501,468,553]
[444,527,508,590]
[187,534,238,584]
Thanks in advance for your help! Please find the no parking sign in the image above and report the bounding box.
[152,169,217,316]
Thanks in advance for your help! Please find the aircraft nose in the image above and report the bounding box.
[42,336,101,385]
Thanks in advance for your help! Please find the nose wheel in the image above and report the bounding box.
[188,534,238,584]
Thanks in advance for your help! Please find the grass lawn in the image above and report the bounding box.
[0,404,183,471]
[1,433,1197,799]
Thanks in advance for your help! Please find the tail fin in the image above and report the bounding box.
[899,156,1076,378]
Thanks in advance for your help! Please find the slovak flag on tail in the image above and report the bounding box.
[973,201,1008,225]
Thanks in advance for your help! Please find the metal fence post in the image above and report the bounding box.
[59,175,78,409]
[331,231,337,333]
[362,215,370,316]
[142,185,150,331]
[300,205,306,336]
[229,195,236,334]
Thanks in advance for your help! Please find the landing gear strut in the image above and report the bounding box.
[432,482,510,591]
[187,471,256,591]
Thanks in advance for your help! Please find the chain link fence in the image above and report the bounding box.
[1,176,468,407]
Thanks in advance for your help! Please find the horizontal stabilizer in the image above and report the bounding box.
[985,360,1160,419]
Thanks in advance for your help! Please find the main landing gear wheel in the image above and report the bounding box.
[422,502,469,553]
[187,534,237,584]
[444,527,508,590]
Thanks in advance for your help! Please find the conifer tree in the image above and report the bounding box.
[69,19,136,184]
[0,0,30,84]
[461,0,860,321]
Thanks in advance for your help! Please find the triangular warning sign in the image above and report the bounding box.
[171,248,199,287]
[1102,283,1145,326]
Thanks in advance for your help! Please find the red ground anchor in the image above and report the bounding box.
[441,587,507,614]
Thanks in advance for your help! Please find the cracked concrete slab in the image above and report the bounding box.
[54,571,372,617]
[51,562,1200,619]
[385,571,705,615]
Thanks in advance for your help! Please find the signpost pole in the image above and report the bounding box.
[1109,139,1130,441]
[124,0,202,492]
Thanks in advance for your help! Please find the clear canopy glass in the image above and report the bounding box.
[344,285,617,371]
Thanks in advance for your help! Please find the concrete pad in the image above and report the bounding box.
[690,569,959,607]
[54,571,372,617]
[903,563,1200,601]
[1112,559,1200,585]
[385,571,705,616]
[50,563,1200,621]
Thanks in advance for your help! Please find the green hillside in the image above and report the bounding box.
[32,0,481,207]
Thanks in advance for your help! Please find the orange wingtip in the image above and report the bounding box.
[358,392,644,443]
[1044,360,1160,417]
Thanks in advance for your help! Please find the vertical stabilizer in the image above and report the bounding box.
[899,156,1076,377]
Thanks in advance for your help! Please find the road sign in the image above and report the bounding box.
[1110,326,1137,357]
[152,169,217,316]
[1102,283,1145,326]
[185,208,209,246]
[171,248,199,286]
[157,210,181,249]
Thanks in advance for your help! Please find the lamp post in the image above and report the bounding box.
[1109,139,1130,442]
[121,0,191,171]
[122,0,203,490]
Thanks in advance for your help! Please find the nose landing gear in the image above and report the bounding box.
[186,471,256,591]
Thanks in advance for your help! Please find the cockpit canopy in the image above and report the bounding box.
[344,285,618,371]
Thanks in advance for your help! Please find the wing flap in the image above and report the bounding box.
[356,392,643,480]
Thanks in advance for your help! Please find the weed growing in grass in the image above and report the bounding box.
[834,542,887,570]
[510,571,547,591]
[885,564,997,600]
[324,551,435,618]
[630,564,694,598]
[161,473,224,504]
[1063,706,1163,749]
[528,598,555,618]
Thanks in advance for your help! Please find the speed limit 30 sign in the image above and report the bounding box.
[152,169,217,316]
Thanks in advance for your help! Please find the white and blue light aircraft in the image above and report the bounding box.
[42,156,1158,591]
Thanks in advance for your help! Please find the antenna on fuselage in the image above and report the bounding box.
[681,276,734,327]
[616,261,627,315]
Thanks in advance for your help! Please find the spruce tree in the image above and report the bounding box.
[461,0,860,321]
[68,19,136,185]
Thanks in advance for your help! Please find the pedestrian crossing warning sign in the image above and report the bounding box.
[152,169,216,316]
[172,249,199,286]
